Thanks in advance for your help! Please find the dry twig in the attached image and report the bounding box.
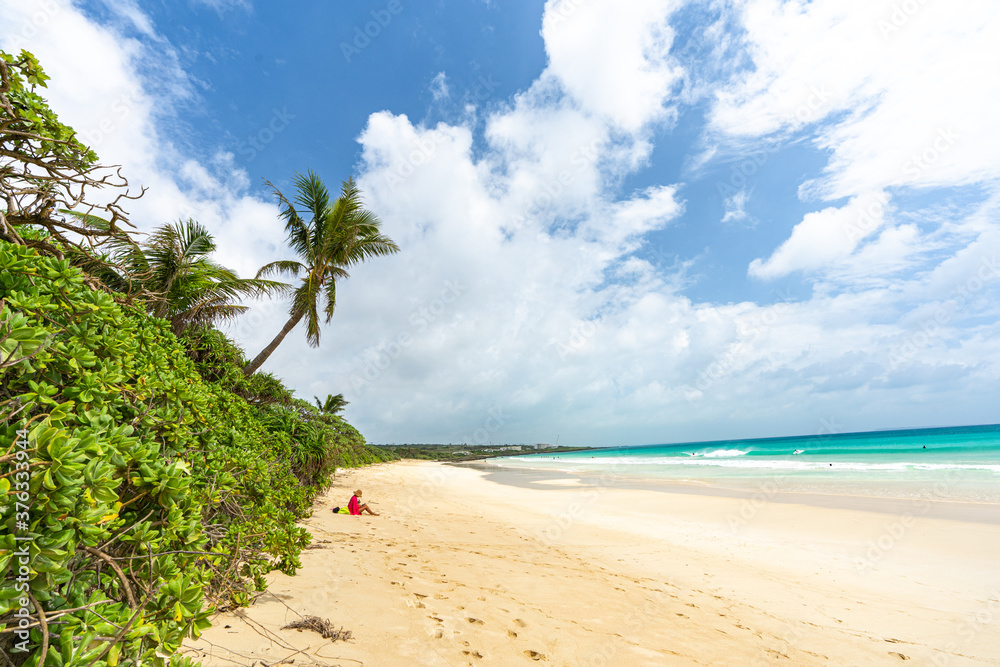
[280,616,352,642]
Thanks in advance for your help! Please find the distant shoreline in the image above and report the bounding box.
[373,443,597,462]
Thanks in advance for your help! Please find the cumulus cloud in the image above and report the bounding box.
[709,0,1000,196]
[4,0,998,445]
[749,191,890,279]
[708,0,1000,295]
[540,0,683,133]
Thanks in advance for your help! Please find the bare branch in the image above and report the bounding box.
[81,546,138,609]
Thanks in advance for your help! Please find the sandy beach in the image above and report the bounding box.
[182,460,1000,666]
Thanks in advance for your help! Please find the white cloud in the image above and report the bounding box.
[709,0,1000,293]
[98,0,158,38]
[314,0,702,442]
[749,191,890,279]
[710,0,1000,198]
[540,0,683,133]
[190,0,251,15]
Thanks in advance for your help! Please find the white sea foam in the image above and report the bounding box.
[656,459,1000,472]
[510,456,1000,474]
[690,449,748,458]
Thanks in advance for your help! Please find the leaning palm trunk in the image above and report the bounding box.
[242,172,399,376]
[244,309,305,375]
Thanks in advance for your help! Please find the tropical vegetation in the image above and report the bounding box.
[0,49,398,666]
[109,217,289,334]
[314,393,348,415]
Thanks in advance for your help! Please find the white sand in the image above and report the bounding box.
[182,460,1000,666]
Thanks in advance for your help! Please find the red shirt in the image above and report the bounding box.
[348,495,361,515]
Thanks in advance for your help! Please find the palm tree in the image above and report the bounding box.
[84,216,288,333]
[243,172,399,375]
[314,393,348,415]
[141,220,289,332]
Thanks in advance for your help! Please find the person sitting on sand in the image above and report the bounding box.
[348,489,379,516]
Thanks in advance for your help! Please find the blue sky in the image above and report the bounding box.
[2,0,999,446]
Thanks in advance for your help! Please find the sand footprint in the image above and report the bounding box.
[524,650,546,661]
[513,618,527,628]
[467,617,485,625]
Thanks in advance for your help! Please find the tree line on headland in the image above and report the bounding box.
[0,49,398,666]
[376,444,596,461]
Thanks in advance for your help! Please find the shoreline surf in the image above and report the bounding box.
[487,422,1000,505]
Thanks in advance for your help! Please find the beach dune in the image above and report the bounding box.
[183,460,1000,666]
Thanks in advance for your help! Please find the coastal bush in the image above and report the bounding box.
[179,327,292,405]
[178,326,396,479]
[256,399,393,488]
[0,241,389,665]
[1,48,397,666]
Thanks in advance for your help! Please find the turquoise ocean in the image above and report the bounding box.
[495,424,1000,503]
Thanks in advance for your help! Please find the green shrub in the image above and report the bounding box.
[179,327,291,405]
[0,242,317,665]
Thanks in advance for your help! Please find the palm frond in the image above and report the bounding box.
[267,179,313,260]
[322,278,337,323]
[344,231,400,264]
[293,170,331,227]
[314,393,348,415]
[291,281,319,322]
[304,297,322,348]
[256,260,305,280]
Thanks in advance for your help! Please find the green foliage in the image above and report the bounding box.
[1,50,131,254]
[102,218,287,334]
[0,241,389,665]
[1,49,97,169]
[179,327,292,405]
[314,393,348,415]
[177,329,396,480]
